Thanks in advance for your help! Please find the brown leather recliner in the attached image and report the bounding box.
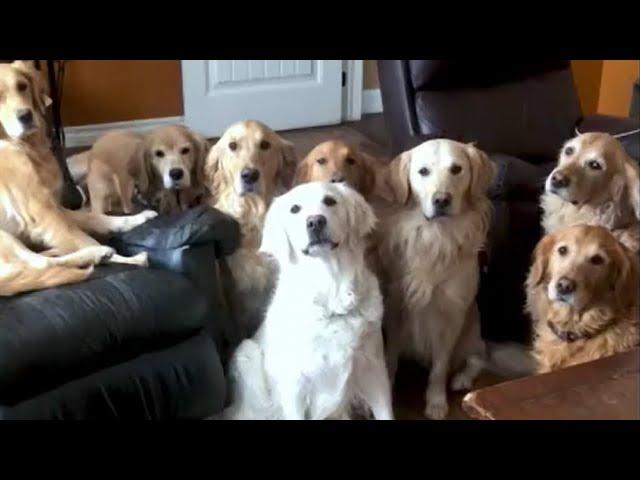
[377,60,640,343]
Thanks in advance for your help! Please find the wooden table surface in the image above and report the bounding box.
[463,348,640,420]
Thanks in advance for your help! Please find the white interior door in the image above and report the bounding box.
[182,60,343,137]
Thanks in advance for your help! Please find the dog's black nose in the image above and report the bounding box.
[241,168,260,184]
[16,108,33,126]
[330,174,345,183]
[556,277,576,296]
[169,168,184,181]
[306,215,327,233]
[551,172,570,190]
[433,192,452,210]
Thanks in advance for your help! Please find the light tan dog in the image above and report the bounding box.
[204,120,297,341]
[526,224,639,373]
[85,125,209,215]
[0,61,154,296]
[378,138,496,419]
[542,132,640,252]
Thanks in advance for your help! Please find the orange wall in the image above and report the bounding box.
[597,60,639,116]
[60,60,638,126]
[62,60,183,126]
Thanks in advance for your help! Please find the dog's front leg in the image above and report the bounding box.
[424,309,466,420]
[356,331,395,420]
[64,208,158,236]
[277,380,306,420]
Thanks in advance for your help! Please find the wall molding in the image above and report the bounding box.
[362,88,383,114]
[64,116,184,148]
[342,60,364,121]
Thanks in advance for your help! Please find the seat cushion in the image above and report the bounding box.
[489,153,556,202]
[1,332,225,420]
[0,264,210,405]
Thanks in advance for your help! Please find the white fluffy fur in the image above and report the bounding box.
[224,182,393,420]
[379,139,496,420]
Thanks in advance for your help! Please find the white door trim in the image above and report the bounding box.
[63,116,185,148]
[342,60,363,121]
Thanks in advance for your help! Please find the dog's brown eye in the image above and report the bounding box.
[229,141,237,151]
[180,147,191,155]
[587,160,602,170]
[259,140,270,150]
[564,146,574,156]
[558,246,568,256]
[590,254,604,265]
[290,204,301,214]
[154,150,165,158]
[17,81,28,93]
[450,164,462,175]
[323,195,337,207]
[317,157,327,165]
[346,157,355,165]
[418,167,430,176]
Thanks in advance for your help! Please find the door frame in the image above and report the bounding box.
[179,60,363,131]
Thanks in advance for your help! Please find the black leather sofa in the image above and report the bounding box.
[0,206,240,419]
[377,60,640,343]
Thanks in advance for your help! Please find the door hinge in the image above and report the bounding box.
[342,71,346,87]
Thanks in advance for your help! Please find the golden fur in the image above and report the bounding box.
[525,225,639,373]
[377,139,496,419]
[541,132,640,252]
[293,140,378,198]
[86,125,209,215]
[204,120,297,340]
[0,61,154,296]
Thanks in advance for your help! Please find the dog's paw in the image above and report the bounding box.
[139,210,159,222]
[131,252,149,267]
[424,393,449,420]
[450,372,474,392]
[93,246,116,264]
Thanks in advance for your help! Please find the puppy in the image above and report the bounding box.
[86,125,209,215]
[542,132,640,252]
[204,120,297,343]
[223,182,393,420]
[526,224,639,373]
[378,139,496,419]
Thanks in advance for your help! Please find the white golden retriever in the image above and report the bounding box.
[378,139,496,420]
[223,182,393,420]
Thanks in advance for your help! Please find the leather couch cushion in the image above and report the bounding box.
[489,154,555,202]
[0,264,210,405]
[414,69,581,161]
[2,333,224,419]
[409,60,570,91]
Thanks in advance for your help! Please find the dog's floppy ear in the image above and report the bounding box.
[623,158,640,220]
[11,61,52,115]
[336,183,377,244]
[358,152,378,198]
[383,150,412,204]
[277,137,298,189]
[185,128,210,186]
[130,138,157,197]
[259,195,297,266]
[467,143,496,199]
[292,153,312,186]
[528,232,556,287]
[609,239,639,309]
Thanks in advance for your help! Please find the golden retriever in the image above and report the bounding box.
[542,132,640,252]
[378,138,496,419]
[526,224,639,373]
[85,125,209,215]
[0,61,154,296]
[293,140,378,198]
[204,120,297,339]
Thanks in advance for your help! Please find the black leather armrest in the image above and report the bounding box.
[109,205,240,272]
[577,114,639,161]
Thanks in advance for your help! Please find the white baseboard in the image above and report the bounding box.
[64,116,184,148]
[362,88,383,114]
